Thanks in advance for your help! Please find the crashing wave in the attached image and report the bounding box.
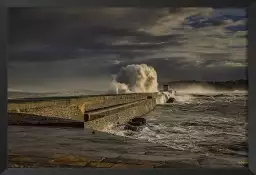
[108,64,175,104]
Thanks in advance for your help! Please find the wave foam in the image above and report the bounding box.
[156,91,175,104]
[108,64,158,94]
[107,64,199,104]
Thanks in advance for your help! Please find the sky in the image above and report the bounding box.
[8,8,247,92]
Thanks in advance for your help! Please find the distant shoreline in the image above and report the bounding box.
[7,79,248,99]
[161,79,248,91]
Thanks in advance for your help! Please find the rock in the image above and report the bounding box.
[124,124,142,132]
[128,118,146,126]
[124,117,146,131]
[131,117,146,125]
[128,121,144,126]
[242,162,248,168]
[166,97,175,103]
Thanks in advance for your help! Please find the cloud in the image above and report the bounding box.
[108,60,123,65]
[138,8,214,36]
[8,7,247,91]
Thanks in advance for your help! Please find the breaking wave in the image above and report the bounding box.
[108,64,174,104]
[106,64,246,105]
[108,64,159,94]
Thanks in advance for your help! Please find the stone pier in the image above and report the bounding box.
[8,93,158,130]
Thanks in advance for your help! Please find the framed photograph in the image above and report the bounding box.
[1,0,255,175]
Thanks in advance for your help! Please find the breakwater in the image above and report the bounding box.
[8,93,158,130]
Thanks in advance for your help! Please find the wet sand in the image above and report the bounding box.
[8,125,246,168]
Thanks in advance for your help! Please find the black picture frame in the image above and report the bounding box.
[1,0,255,174]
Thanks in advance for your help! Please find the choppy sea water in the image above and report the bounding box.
[8,90,248,166]
[103,91,248,163]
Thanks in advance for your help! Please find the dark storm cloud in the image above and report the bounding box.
[9,30,183,62]
[112,56,247,81]
[8,8,247,91]
[9,8,169,43]
[9,8,184,62]
[198,52,232,64]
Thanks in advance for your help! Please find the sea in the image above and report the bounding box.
[103,90,248,164]
[8,89,248,166]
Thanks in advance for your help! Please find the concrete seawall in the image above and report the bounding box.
[85,98,156,130]
[8,93,157,121]
[8,93,158,130]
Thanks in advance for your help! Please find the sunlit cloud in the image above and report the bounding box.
[9,7,247,90]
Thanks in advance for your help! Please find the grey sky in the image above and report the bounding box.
[8,8,247,92]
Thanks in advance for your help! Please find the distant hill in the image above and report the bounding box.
[161,79,248,91]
